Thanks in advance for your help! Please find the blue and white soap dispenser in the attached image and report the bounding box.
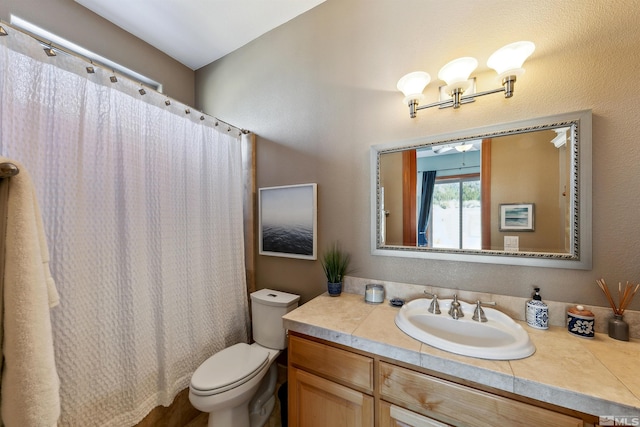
[526,287,549,329]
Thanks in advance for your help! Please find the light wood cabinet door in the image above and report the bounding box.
[288,366,374,427]
[379,400,452,427]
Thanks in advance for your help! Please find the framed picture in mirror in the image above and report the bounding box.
[500,203,535,231]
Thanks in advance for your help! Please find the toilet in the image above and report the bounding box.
[189,289,300,427]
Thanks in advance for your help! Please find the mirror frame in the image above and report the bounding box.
[370,110,592,269]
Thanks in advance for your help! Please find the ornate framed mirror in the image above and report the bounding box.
[370,110,592,269]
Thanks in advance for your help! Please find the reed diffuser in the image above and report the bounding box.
[596,278,639,341]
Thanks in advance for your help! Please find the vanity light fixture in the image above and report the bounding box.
[397,41,535,118]
[551,127,570,148]
[455,143,474,152]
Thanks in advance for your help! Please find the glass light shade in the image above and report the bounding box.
[487,41,535,79]
[397,71,431,103]
[437,57,478,86]
[455,143,473,152]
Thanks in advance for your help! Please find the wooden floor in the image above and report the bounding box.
[137,362,287,427]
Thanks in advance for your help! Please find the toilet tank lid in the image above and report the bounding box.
[251,289,300,307]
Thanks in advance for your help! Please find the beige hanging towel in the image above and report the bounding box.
[1,157,60,427]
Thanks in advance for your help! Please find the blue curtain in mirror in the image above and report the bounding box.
[417,170,437,246]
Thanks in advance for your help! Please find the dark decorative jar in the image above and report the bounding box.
[608,314,629,341]
[567,305,595,339]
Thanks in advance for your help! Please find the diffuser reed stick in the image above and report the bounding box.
[596,278,640,315]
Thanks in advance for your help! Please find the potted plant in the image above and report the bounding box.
[321,241,351,296]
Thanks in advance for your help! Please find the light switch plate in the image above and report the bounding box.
[504,236,519,252]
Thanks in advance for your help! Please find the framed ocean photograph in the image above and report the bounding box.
[499,203,535,231]
[259,183,317,260]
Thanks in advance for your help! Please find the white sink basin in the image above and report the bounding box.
[395,298,535,360]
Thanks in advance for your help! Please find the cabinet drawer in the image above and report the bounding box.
[379,400,452,427]
[289,335,373,392]
[379,362,583,427]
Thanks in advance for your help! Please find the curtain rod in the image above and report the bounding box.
[0,21,250,136]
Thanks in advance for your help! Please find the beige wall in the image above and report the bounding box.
[3,1,637,308]
[490,131,563,252]
[1,0,195,105]
[195,0,640,308]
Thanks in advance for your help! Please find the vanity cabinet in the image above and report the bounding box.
[288,334,374,427]
[289,332,592,427]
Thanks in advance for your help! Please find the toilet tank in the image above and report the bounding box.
[251,289,300,350]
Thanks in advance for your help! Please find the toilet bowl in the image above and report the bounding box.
[248,362,279,426]
[189,343,279,426]
[189,289,299,427]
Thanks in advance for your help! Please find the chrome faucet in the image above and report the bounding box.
[423,291,440,314]
[472,300,497,322]
[448,294,464,319]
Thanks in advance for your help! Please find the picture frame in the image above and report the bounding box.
[259,183,317,260]
[499,203,535,231]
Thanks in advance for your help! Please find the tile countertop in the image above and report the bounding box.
[282,292,640,418]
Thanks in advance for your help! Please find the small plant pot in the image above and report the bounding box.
[327,282,342,297]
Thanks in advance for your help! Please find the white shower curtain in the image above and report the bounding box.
[0,29,250,426]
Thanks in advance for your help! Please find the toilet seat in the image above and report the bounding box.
[190,343,269,397]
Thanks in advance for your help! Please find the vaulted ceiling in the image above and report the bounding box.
[74,0,326,70]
